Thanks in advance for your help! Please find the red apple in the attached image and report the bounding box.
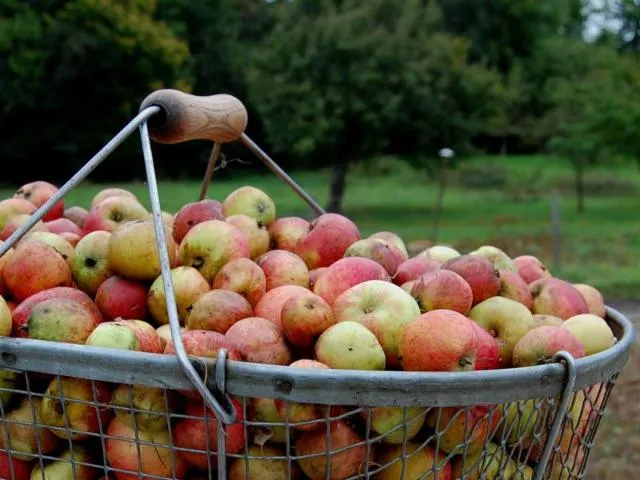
[226,214,270,259]
[344,238,405,275]
[72,230,113,296]
[0,240,15,296]
[45,217,84,237]
[63,206,89,228]
[0,451,30,480]
[179,219,249,283]
[212,258,267,307]
[253,285,311,328]
[513,255,551,284]
[20,232,74,269]
[393,256,441,286]
[225,316,292,365]
[21,297,101,343]
[186,289,253,333]
[222,186,276,226]
[60,231,81,247]
[498,269,534,310]
[512,326,586,367]
[12,286,102,337]
[13,180,63,221]
[295,213,361,269]
[281,292,336,347]
[1,213,50,241]
[173,397,245,470]
[443,254,500,305]
[3,241,72,301]
[172,199,223,244]
[257,249,310,290]
[312,257,389,306]
[147,266,210,325]
[268,216,310,252]
[106,416,187,480]
[83,196,149,234]
[530,277,590,320]
[470,321,500,370]
[86,319,162,353]
[574,283,606,318]
[411,270,473,314]
[95,276,148,321]
[426,405,496,455]
[90,187,138,209]
[0,198,37,231]
[164,329,242,359]
[369,231,410,260]
[308,267,327,290]
[399,310,477,371]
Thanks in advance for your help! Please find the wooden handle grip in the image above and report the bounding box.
[139,89,248,144]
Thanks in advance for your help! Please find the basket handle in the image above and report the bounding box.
[139,89,248,144]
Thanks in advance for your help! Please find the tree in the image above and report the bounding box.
[608,0,640,53]
[0,0,191,183]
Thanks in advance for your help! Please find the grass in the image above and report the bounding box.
[1,153,638,297]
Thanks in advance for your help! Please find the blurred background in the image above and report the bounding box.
[0,2,639,475]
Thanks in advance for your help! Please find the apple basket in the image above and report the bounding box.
[0,90,634,480]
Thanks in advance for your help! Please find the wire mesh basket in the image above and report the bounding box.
[0,89,634,480]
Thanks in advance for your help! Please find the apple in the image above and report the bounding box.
[3,241,72,301]
[369,231,410,260]
[443,254,500,305]
[308,267,327,290]
[21,232,74,268]
[147,266,210,325]
[86,320,161,353]
[71,231,113,295]
[399,310,477,372]
[417,245,460,263]
[179,219,249,283]
[0,198,37,231]
[573,283,606,318]
[222,186,276,226]
[229,445,301,480]
[470,320,500,370]
[512,326,585,367]
[469,245,517,272]
[313,257,389,306]
[30,444,97,480]
[530,277,590,320]
[498,398,548,447]
[0,369,19,410]
[225,317,292,365]
[332,280,420,368]
[0,451,30,480]
[562,314,616,355]
[21,298,100,344]
[111,384,178,432]
[156,323,185,350]
[212,258,267,307]
[365,406,427,444]
[295,213,361,269]
[451,442,529,480]
[11,286,102,337]
[59,231,81,247]
[45,217,83,237]
[105,416,188,480]
[257,249,310,290]
[250,397,288,444]
[0,240,15,296]
[274,359,334,432]
[532,313,564,327]
[95,276,147,321]
[90,187,138,209]
[268,216,310,252]
[513,255,551,284]
[1,213,50,241]
[253,285,310,328]
[13,180,63,221]
[281,292,336,348]
[344,238,405,275]
[0,296,11,336]
[315,321,386,370]
[295,421,367,480]
[63,206,89,228]
[83,196,149,234]
[411,270,473,314]
[375,442,451,480]
[172,199,223,243]
[393,257,440,286]
[498,269,533,310]
[40,377,112,440]
[186,289,253,333]
[426,405,497,456]
[226,214,270,259]
[107,219,177,282]
[468,297,535,368]
[164,329,242,360]
[0,397,60,461]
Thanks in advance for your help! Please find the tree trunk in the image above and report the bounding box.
[327,159,349,214]
[573,161,585,213]
[431,160,449,243]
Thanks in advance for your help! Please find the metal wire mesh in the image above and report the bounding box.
[0,369,618,479]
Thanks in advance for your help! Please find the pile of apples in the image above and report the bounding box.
[0,180,617,480]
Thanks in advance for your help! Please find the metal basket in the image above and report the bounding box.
[0,90,634,480]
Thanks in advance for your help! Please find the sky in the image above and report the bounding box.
[584,0,622,41]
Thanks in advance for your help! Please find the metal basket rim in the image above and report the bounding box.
[0,306,633,407]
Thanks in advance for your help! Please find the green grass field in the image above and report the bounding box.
[2,154,638,298]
